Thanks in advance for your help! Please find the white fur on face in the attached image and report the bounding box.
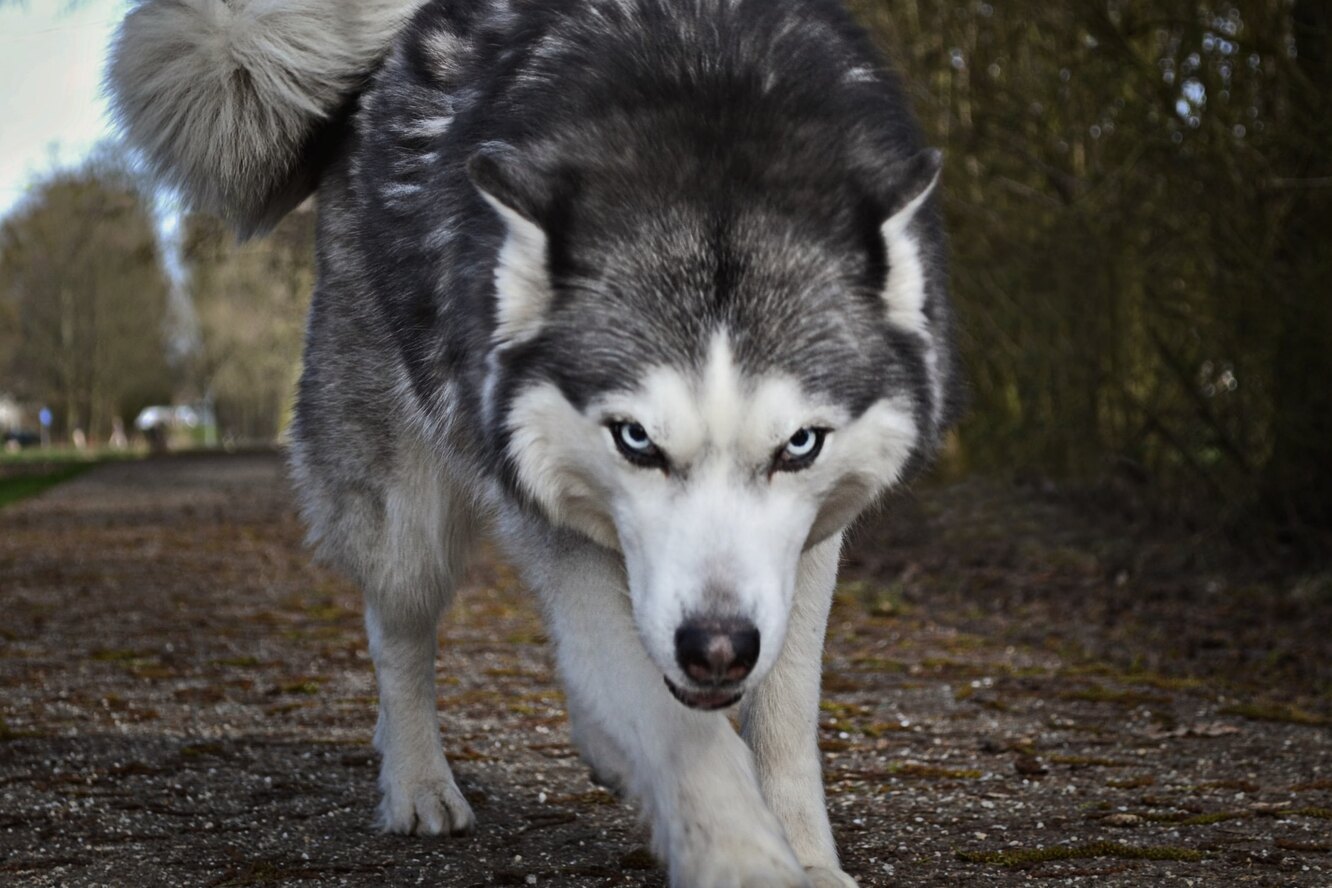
[505,334,918,688]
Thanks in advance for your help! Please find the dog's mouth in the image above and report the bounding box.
[664,677,744,711]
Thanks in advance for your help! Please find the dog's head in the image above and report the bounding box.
[469,132,951,708]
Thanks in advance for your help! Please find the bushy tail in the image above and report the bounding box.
[107,0,425,236]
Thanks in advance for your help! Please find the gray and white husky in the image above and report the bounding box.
[110,1,956,884]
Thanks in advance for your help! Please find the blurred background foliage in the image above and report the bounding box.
[0,0,1328,549]
[0,167,315,449]
[851,0,1331,539]
[182,209,314,444]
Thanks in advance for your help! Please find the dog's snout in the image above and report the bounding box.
[674,618,760,685]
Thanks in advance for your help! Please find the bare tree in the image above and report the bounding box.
[0,160,174,442]
[181,207,315,444]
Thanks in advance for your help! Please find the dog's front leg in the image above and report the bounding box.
[529,533,810,888]
[742,534,857,888]
[365,601,475,836]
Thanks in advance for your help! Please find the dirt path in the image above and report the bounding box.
[1,453,1328,886]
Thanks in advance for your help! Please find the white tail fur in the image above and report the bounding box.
[107,0,425,235]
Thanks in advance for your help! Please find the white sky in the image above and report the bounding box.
[0,0,133,221]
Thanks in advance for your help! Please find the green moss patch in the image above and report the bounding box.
[1061,685,1169,707]
[1219,702,1328,726]
[212,860,326,886]
[212,656,262,668]
[1049,754,1130,768]
[1142,811,1246,826]
[1193,779,1260,793]
[90,648,151,662]
[1107,775,1156,789]
[179,742,228,759]
[838,579,914,617]
[549,790,617,807]
[849,656,909,673]
[819,700,870,720]
[1280,807,1332,820]
[0,716,41,741]
[618,847,657,870]
[1122,672,1205,691]
[888,761,983,780]
[958,841,1205,868]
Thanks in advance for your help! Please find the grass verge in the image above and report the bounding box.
[0,463,94,508]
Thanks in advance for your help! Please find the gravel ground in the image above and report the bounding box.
[1,452,1328,887]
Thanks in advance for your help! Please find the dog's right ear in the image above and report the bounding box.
[467,142,556,227]
[468,143,558,344]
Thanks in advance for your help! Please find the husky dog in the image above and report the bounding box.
[110,0,956,884]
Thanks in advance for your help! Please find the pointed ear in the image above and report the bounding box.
[875,149,943,336]
[879,148,943,228]
[468,143,556,344]
[467,141,554,227]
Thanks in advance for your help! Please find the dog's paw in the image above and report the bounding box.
[570,708,630,799]
[805,866,859,888]
[675,861,810,888]
[671,829,810,888]
[377,758,475,836]
[587,763,627,798]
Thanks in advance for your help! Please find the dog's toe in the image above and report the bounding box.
[414,780,476,835]
[805,866,859,888]
[378,769,475,836]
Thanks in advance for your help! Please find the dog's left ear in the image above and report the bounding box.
[872,148,943,336]
[468,143,559,344]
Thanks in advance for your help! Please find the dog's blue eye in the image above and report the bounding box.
[787,429,815,457]
[610,421,667,470]
[619,423,652,452]
[775,428,826,471]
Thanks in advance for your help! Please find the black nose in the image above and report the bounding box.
[674,618,760,685]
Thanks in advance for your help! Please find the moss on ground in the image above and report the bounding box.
[0,716,38,741]
[90,648,150,662]
[1142,811,1246,826]
[957,841,1205,868]
[1280,807,1332,820]
[1219,702,1328,726]
[888,761,983,780]
[1048,754,1129,768]
[212,656,262,668]
[1061,685,1169,706]
[1107,775,1156,789]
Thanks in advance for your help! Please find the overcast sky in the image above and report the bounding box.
[0,0,132,220]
